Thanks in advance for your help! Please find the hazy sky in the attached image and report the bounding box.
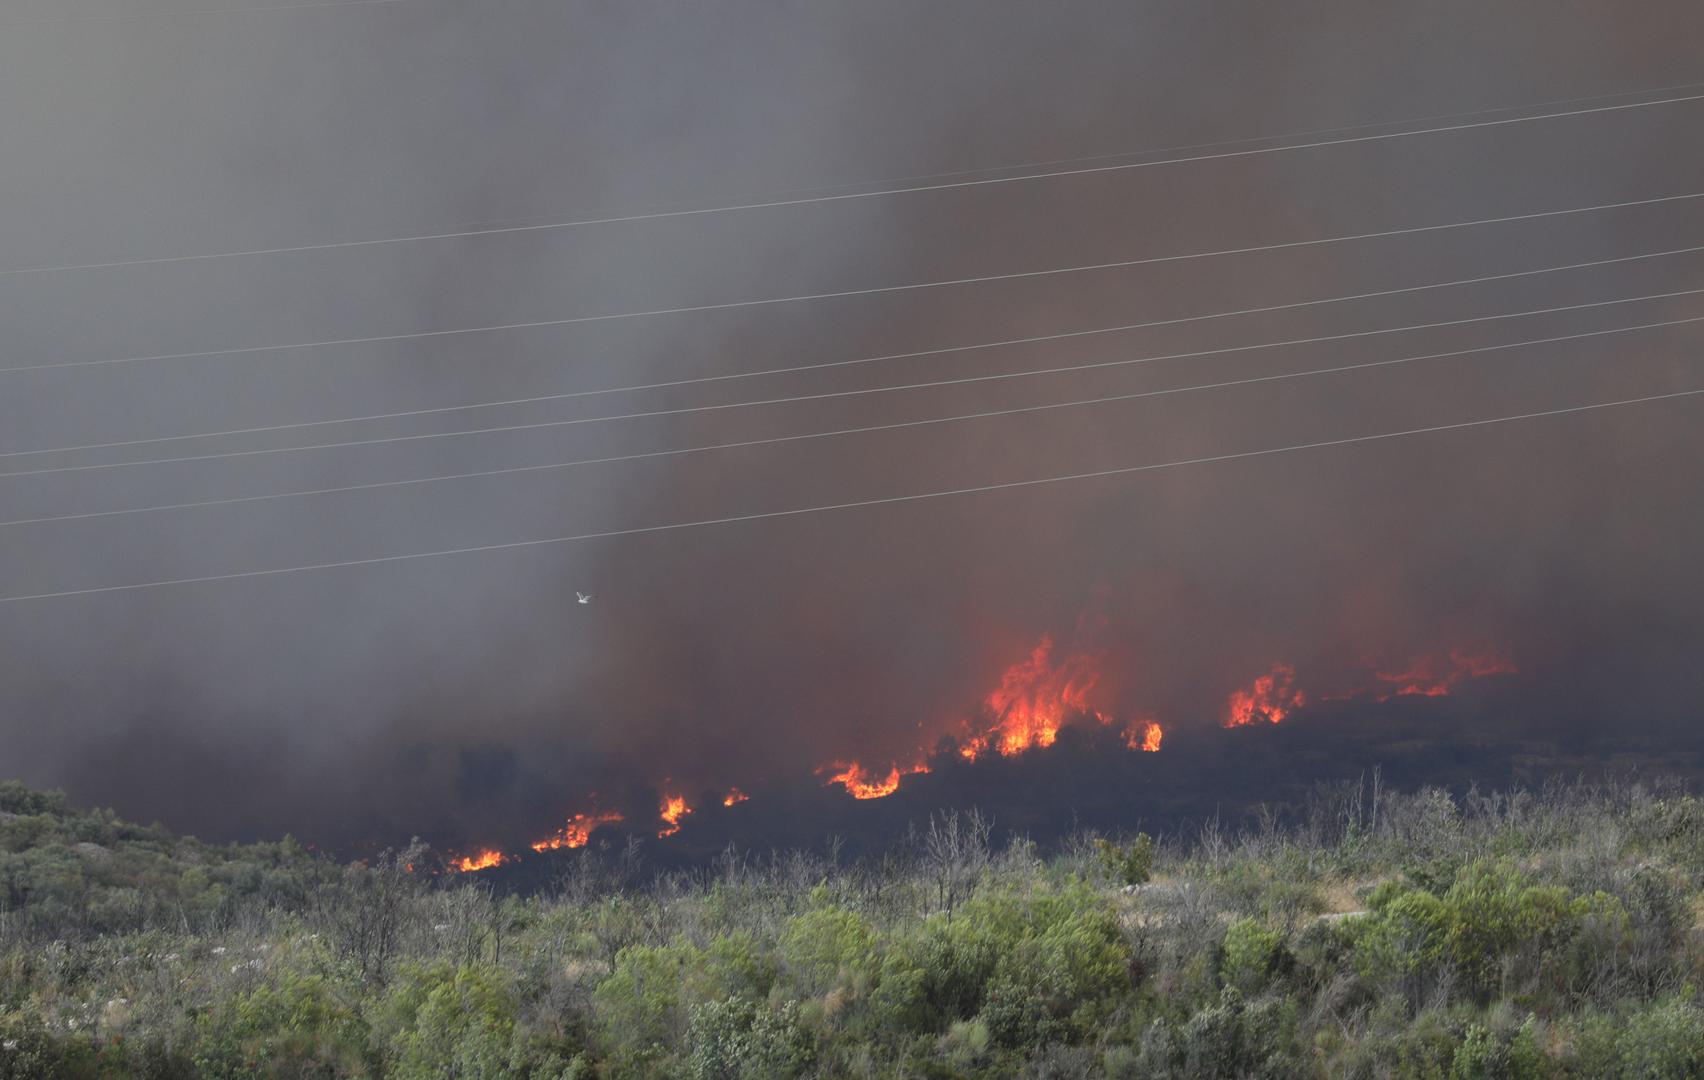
[1,0,1701,851]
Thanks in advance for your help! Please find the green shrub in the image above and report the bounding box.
[1221,918,1287,994]
[192,972,370,1079]
[1613,998,1704,1079]
[683,996,815,1080]
[1095,835,1155,887]
[1135,988,1300,1079]
[978,900,1130,1048]
[591,933,771,1067]
[1353,861,1628,1001]
[887,883,1131,1049]
[377,963,517,1080]
[779,907,876,997]
[1449,1017,1542,1080]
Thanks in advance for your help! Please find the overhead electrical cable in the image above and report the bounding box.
[2,385,1698,604]
[6,190,1701,376]
[4,284,1699,479]
[436,80,1704,236]
[13,0,409,25]
[2,313,1696,530]
[7,241,1701,461]
[3,91,1700,278]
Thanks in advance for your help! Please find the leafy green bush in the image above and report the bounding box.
[1449,1017,1542,1080]
[192,972,370,1079]
[1616,998,1704,1078]
[978,899,1130,1047]
[1570,998,1704,1079]
[684,996,815,1080]
[1134,988,1300,1079]
[590,932,773,1070]
[377,963,517,1080]
[1095,834,1155,887]
[1353,860,1628,1001]
[887,882,1132,1049]
[1221,918,1287,994]
[778,906,877,997]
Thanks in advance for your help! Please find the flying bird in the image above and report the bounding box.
[577,592,594,605]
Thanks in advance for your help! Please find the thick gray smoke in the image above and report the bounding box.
[1,0,1701,851]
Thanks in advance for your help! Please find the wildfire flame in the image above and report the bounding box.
[1228,651,1517,726]
[530,810,624,853]
[959,634,1111,760]
[657,793,693,838]
[1224,663,1306,727]
[1128,720,1163,752]
[433,630,1512,860]
[818,634,1159,798]
[820,760,929,800]
[1373,650,1517,700]
[450,849,507,873]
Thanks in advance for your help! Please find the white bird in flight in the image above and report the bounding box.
[577,591,594,605]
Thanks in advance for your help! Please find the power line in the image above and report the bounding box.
[12,0,409,25]
[10,241,1701,461]
[6,284,1699,479]
[8,190,1701,376]
[3,384,1697,604]
[4,313,1696,530]
[431,80,1704,234]
[5,91,1701,278]
[6,284,1697,476]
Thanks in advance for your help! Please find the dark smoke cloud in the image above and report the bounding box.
[1,1,1701,852]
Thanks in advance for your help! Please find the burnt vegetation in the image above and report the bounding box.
[5,776,1704,1078]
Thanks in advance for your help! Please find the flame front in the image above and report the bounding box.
[451,849,507,873]
[1224,663,1306,727]
[960,635,1110,759]
[1373,650,1518,700]
[440,629,1513,857]
[821,760,929,800]
[530,810,624,852]
[657,793,693,838]
[1228,650,1517,726]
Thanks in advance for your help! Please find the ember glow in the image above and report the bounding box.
[657,793,693,838]
[1224,663,1306,727]
[722,788,750,807]
[450,849,507,873]
[1374,650,1519,700]
[959,634,1111,759]
[820,760,930,800]
[530,810,625,852]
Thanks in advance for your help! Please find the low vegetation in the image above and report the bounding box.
[4,775,1704,1077]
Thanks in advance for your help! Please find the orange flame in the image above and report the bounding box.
[820,760,929,800]
[657,793,693,838]
[1373,650,1517,700]
[1128,720,1163,752]
[530,810,624,853]
[959,634,1112,759]
[1225,663,1306,727]
[436,630,1519,859]
[450,849,507,873]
